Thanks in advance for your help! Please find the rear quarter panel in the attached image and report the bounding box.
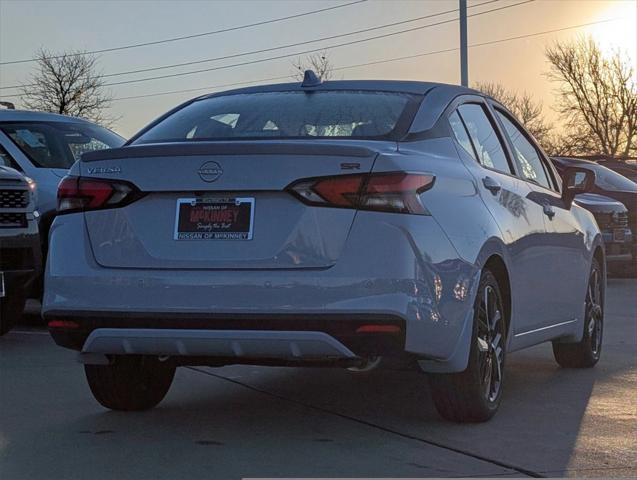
[372,137,509,370]
[392,137,504,266]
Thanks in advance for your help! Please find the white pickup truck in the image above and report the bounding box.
[0,165,40,334]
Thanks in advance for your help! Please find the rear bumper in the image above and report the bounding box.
[47,311,405,358]
[44,211,481,371]
[78,328,359,366]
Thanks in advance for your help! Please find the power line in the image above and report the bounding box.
[102,0,501,79]
[0,0,502,90]
[95,0,536,88]
[113,75,294,101]
[108,16,622,103]
[335,17,625,70]
[0,0,367,66]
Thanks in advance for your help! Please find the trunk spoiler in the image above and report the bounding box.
[82,141,377,162]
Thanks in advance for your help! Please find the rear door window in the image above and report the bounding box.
[495,110,554,190]
[456,104,512,174]
[449,111,477,161]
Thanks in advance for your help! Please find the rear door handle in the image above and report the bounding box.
[482,176,502,195]
[543,204,556,219]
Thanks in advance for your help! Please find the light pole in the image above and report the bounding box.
[459,0,468,87]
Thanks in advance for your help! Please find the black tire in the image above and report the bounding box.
[0,293,26,336]
[552,257,603,368]
[429,269,507,423]
[84,355,175,411]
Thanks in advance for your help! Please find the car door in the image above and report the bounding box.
[448,99,554,340]
[492,106,588,339]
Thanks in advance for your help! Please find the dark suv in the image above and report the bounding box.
[572,193,633,263]
[553,157,637,266]
[598,160,637,183]
[572,155,637,183]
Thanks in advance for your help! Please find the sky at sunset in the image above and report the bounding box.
[0,0,635,138]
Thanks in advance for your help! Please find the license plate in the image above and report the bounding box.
[174,197,254,240]
[613,228,626,242]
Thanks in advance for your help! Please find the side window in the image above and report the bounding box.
[64,134,111,162]
[5,126,59,168]
[0,144,21,170]
[495,110,553,190]
[457,104,511,174]
[449,111,477,161]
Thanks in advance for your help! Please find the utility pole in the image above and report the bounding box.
[459,0,468,87]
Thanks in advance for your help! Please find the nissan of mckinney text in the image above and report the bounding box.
[44,74,605,422]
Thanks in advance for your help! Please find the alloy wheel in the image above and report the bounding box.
[587,267,603,357]
[476,285,504,403]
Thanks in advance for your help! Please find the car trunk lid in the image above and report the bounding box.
[80,141,388,270]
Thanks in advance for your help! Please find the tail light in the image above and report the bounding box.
[289,172,435,215]
[57,176,142,214]
[48,320,79,329]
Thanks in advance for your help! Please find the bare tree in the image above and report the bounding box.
[545,36,637,158]
[474,81,552,148]
[19,49,113,126]
[291,50,333,81]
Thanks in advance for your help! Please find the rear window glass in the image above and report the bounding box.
[0,122,124,169]
[456,104,512,174]
[133,91,416,144]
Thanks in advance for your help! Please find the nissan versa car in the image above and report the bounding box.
[44,75,605,422]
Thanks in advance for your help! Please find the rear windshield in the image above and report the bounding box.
[0,121,124,169]
[133,91,416,144]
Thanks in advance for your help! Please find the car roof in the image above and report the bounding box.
[0,109,94,124]
[198,80,478,99]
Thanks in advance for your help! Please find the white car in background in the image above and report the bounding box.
[0,108,124,292]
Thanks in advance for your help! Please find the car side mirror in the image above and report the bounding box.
[561,167,596,208]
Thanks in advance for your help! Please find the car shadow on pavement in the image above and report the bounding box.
[168,280,637,477]
[181,340,633,477]
[1,279,635,478]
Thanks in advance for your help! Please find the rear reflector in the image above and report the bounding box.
[355,325,402,334]
[48,320,80,329]
[289,172,434,215]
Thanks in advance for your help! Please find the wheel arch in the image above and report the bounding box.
[419,239,513,374]
[593,243,605,275]
[592,242,606,306]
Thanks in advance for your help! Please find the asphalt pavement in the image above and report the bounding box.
[1,279,635,479]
